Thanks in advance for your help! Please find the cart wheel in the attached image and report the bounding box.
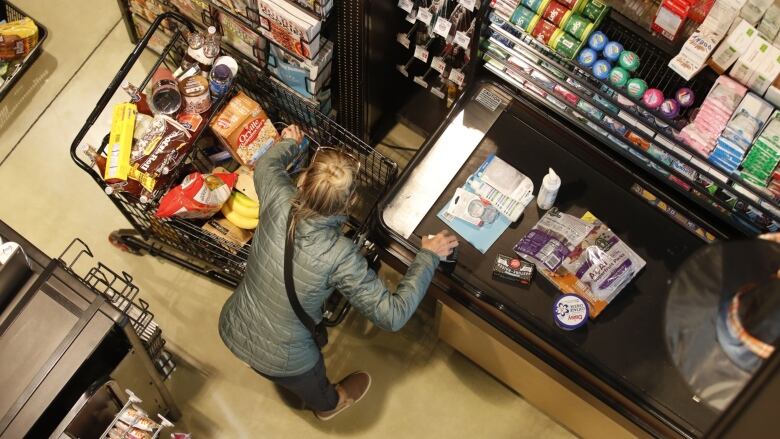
[109,231,143,255]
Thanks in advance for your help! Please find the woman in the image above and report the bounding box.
[219,125,458,420]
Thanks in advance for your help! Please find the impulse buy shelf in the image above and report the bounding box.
[481,12,780,234]
[395,0,485,106]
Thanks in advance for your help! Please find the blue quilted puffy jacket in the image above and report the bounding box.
[218,139,439,377]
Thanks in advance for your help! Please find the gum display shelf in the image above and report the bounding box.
[483,16,780,233]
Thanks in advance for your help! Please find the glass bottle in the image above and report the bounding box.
[182,29,214,74]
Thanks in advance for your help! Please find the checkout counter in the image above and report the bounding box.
[377,80,778,438]
[0,221,178,438]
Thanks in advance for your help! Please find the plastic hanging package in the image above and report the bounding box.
[514,209,646,317]
[156,171,237,219]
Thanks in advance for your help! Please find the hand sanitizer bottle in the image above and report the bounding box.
[537,168,560,210]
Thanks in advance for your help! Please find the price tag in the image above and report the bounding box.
[398,0,414,12]
[459,0,476,11]
[431,56,447,73]
[414,45,429,62]
[397,33,411,49]
[433,17,452,37]
[397,65,409,77]
[417,8,433,26]
[454,31,470,49]
[405,10,417,23]
[431,87,446,99]
[449,68,465,87]
[413,76,429,87]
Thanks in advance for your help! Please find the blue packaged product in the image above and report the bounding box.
[577,99,605,120]
[603,41,623,62]
[588,31,608,51]
[603,115,627,135]
[577,47,598,67]
[592,59,611,80]
[592,94,619,114]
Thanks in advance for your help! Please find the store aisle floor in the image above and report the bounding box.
[1,4,574,438]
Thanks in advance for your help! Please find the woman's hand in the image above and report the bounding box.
[281,124,304,144]
[422,231,459,259]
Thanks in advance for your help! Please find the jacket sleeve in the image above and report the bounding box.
[253,138,302,206]
[330,244,440,332]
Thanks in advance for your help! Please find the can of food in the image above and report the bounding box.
[179,75,211,114]
[531,19,561,44]
[563,14,593,41]
[580,0,608,21]
[511,6,540,31]
[521,0,551,14]
[151,80,182,115]
[542,1,572,26]
[552,32,581,59]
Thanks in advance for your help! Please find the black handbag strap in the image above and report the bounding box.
[284,208,318,338]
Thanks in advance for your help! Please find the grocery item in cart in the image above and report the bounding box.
[514,208,646,317]
[156,171,238,219]
[210,91,262,138]
[151,67,182,115]
[129,115,193,194]
[0,17,39,60]
[226,112,279,166]
[104,102,138,183]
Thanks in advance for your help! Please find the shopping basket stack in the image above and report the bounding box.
[59,239,176,379]
[70,13,398,289]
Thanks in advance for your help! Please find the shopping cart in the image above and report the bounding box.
[70,12,398,325]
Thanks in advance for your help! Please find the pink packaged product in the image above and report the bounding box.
[679,76,747,156]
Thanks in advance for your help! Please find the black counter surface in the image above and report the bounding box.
[390,87,727,436]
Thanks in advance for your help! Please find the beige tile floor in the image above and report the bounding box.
[1,3,574,438]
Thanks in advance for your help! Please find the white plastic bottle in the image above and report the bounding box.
[537,168,561,210]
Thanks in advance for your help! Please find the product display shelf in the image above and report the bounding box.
[483,18,780,233]
[0,1,48,101]
[59,239,177,380]
[395,0,489,106]
[482,56,740,237]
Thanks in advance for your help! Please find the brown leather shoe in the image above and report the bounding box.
[314,371,371,421]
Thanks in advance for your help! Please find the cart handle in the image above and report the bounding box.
[70,12,195,179]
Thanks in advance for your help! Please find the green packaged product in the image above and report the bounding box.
[626,78,648,99]
[618,51,640,72]
[608,66,629,88]
[563,14,594,41]
[580,0,609,21]
[551,32,582,59]
[511,6,540,31]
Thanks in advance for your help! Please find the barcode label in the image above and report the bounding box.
[459,0,476,11]
[397,33,411,48]
[539,241,562,270]
[414,45,429,62]
[454,31,470,49]
[449,68,465,87]
[431,56,446,73]
[433,17,452,37]
[417,8,433,26]
[398,0,414,12]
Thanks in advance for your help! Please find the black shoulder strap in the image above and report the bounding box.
[284,208,318,337]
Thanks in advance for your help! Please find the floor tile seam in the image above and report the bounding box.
[0,18,123,168]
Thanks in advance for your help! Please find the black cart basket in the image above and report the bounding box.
[70,13,398,298]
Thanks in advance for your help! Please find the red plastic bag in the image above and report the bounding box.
[156,172,237,219]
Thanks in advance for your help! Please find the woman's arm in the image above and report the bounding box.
[330,231,458,331]
[253,126,305,206]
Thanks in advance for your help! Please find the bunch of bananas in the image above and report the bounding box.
[221,191,260,229]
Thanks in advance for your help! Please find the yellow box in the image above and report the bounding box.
[104,102,137,181]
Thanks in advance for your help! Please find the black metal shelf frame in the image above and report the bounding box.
[483,16,780,233]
